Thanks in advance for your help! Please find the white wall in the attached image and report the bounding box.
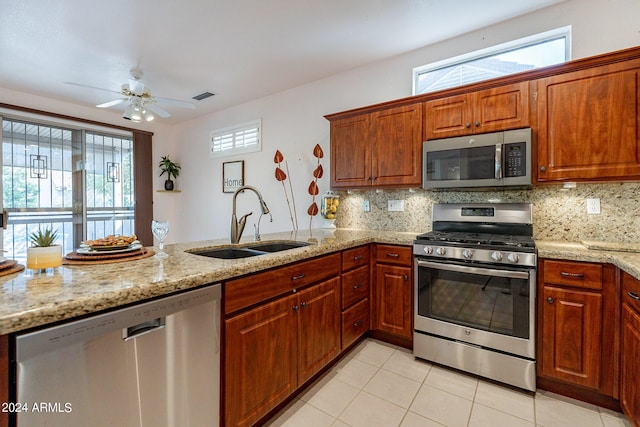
[158,0,640,244]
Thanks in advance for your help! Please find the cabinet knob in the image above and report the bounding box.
[403,274,409,281]
[547,297,554,304]
[540,166,546,172]
[300,301,307,309]
[465,122,471,128]
[474,121,480,127]
[293,305,300,312]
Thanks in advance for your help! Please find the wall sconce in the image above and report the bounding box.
[30,154,47,179]
[107,162,120,182]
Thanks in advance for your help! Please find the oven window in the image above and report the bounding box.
[417,264,530,338]
[426,145,495,181]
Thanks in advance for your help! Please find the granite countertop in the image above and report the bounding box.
[0,229,416,335]
[3,230,640,336]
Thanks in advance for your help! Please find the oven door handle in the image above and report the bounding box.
[416,260,530,280]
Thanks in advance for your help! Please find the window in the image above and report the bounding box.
[1,115,135,262]
[209,119,261,158]
[413,27,571,95]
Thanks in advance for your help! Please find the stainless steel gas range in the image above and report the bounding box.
[413,203,537,391]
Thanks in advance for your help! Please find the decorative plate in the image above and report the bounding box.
[77,243,143,255]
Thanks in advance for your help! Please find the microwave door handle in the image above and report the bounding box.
[416,260,529,280]
[495,143,503,179]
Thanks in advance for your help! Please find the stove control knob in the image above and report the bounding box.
[423,246,433,255]
[462,249,473,259]
[491,251,503,262]
[436,247,446,256]
[507,253,520,263]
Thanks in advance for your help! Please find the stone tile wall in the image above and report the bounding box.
[334,183,640,242]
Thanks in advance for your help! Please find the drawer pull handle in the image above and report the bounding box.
[353,283,363,290]
[547,297,554,304]
[629,291,640,301]
[560,272,584,278]
[353,319,363,328]
[353,255,363,261]
[291,273,306,281]
[386,253,399,258]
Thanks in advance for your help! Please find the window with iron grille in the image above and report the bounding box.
[209,119,261,158]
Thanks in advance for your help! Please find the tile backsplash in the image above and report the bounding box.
[334,182,640,242]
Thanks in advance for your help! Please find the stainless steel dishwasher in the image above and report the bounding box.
[13,283,221,427]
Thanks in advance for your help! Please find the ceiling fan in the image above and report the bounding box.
[66,68,195,122]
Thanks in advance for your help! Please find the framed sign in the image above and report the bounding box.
[223,161,244,193]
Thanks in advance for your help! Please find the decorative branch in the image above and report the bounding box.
[307,144,324,231]
[274,150,298,231]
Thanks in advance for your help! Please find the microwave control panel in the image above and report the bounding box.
[505,142,526,177]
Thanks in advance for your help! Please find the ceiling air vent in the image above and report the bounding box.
[192,92,215,101]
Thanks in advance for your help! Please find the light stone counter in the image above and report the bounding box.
[0,229,416,335]
[4,231,639,336]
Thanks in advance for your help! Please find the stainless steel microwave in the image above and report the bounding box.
[422,128,532,190]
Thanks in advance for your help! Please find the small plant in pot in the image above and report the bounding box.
[27,227,62,271]
[159,155,181,191]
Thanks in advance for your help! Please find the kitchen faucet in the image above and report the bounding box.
[230,185,271,243]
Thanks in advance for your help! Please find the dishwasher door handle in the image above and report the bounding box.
[123,317,166,341]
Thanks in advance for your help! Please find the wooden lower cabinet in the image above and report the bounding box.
[537,259,619,404]
[224,294,298,427]
[372,245,413,342]
[224,278,340,427]
[621,273,640,426]
[540,286,603,389]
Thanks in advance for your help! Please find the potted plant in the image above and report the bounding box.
[159,155,181,191]
[27,227,62,270]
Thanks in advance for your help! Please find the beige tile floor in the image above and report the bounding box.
[265,338,632,427]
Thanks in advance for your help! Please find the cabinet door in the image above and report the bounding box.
[621,304,640,427]
[297,277,341,384]
[373,264,412,339]
[330,114,372,188]
[424,94,473,139]
[473,82,529,133]
[540,286,602,390]
[371,103,423,186]
[536,60,640,181]
[225,295,297,427]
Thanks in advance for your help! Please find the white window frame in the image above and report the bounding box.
[412,26,572,95]
[209,119,262,158]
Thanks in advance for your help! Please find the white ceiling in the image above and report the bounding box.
[0,0,563,124]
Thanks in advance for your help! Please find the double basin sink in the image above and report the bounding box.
[187,240,311,259]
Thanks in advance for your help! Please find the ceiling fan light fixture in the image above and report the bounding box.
[122,103,135,120]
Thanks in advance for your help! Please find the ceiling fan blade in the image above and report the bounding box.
[64,81,122,95]
[144,103,171,118]
[155,96,196,110]
[96,98,128,108]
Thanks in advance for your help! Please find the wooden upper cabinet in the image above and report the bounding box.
[535,59,640,182]
[330,114,371,187]
[424,82,529,139]
[371,104,423,186]
[329,103,422,188]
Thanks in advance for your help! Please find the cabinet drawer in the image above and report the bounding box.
[374,244,412,266]
[225,253,341,314]
[342,245,370,272]
[342,265,370,309]
[342,298,370,349]
[623,272,640,313]
[543,260,603,290]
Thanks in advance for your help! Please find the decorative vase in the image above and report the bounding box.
[27,246,62,270]
[164,179,174,191]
